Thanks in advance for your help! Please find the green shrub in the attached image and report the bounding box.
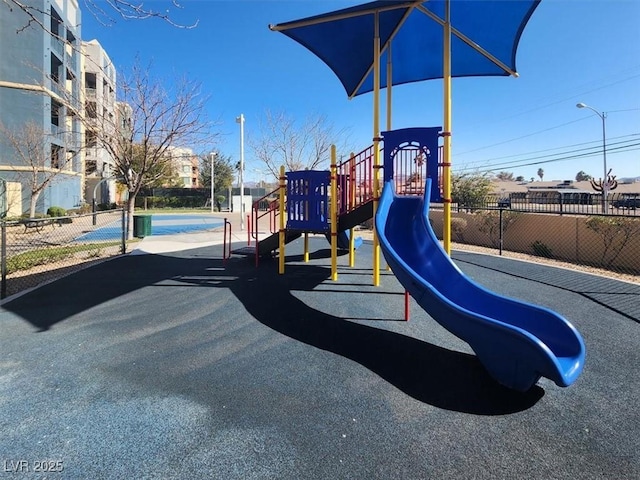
[531,240,553,258]
[47,206,67,217]
[21,212,47,219]
[585,216,640,267]
[97,202,118,211]
[6,242,120,274]
[135,196,208,209]
[451,217,468,242]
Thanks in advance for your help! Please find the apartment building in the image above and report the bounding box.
[0,0,83,215]
[166,146,200,188]
[82,39,117,207]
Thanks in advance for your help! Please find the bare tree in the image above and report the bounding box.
[3,0,197,34]
[250,110,349,180]
[86,62,212,238]
[0,121,76,217]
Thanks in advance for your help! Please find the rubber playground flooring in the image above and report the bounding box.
[0,236,637,479]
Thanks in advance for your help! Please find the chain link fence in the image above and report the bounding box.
[430,202,640,278]
[1,209,129,299]
[2,198,638,299]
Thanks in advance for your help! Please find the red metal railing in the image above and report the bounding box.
[336,144,376,215]
[251,186,280,243]
[247,143,443,246]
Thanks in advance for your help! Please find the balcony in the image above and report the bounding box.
[49,79,64,99]
[51,37,64,57]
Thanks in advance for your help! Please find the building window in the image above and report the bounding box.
[51,100,62,127]
[85,130,97,149]
[86,101,97,119]
[51,145,63,169]
[50,7,62,38]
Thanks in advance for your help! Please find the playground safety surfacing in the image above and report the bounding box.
[0,236,637,479]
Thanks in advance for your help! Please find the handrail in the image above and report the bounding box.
[251,186,280,241]
[336,144,376,215]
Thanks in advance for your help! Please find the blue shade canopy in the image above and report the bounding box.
[270,0,541,98]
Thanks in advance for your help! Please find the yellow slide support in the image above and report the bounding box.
[278,165,286,274]
[330,145,338,281]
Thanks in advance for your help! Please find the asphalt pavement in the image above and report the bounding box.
[0,226,637,479]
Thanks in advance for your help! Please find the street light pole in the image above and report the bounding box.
[209,152,215,213]
[236,113,245,230]
[576,102,608,211]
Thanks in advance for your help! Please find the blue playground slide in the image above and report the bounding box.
[375,180,586,391]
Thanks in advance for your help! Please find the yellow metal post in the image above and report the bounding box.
[348,153,355,268]
[279,165,286,274]
[330,145,338,281]
[372,12,381,287]
[385,43,393,272]
[304,233,309,262]
[442,0,452,255]
[386,43,392,131]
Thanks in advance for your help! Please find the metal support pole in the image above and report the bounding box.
[372,12,381,287]
[236,114,245,230]
[499,208,504,256]
[577,103,608,213]
[121,207,126,254]
[348,153,356,268]
[442,0,453,255]
[601,113,608,212]
[278,165,286,275]
[210,152,215,213]
[1,222,6,299]
[331,146,338,281]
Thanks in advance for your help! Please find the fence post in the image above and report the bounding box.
[1,222,6,299]
[121,208,126,254]
[499,208,504,256]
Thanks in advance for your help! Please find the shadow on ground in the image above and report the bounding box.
[3,247,543,415]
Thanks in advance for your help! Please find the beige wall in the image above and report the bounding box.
[429,210,640,274]
[6,182,22,218]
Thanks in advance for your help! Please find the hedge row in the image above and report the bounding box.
[134,196,209,209]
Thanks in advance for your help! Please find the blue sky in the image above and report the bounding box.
[79,0,640,183]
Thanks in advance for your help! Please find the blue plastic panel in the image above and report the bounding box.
[382,127,442,203]
[287,170,330,232]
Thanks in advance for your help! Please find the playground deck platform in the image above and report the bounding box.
[0,226,637,479]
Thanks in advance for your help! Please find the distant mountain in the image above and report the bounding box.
[618,177,640,184]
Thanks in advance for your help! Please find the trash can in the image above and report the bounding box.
[133,214,152,238]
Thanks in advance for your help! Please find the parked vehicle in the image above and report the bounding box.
[611,196,640,210]
[497,198,511,208]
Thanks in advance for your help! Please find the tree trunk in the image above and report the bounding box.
[29,193,40,218]
[127,193,136,240]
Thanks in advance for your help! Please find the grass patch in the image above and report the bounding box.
[7,242,122,274]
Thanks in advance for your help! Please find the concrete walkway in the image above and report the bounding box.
[130,212,267,255]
